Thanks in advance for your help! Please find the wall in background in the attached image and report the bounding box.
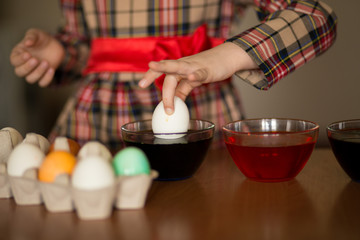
[0,0,74,137]
[0,0,358,147]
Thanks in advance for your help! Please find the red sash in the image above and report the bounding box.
[83,24,225,89]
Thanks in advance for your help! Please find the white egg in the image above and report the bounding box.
[71,155,115,190]
[152,96,190,139]
[7,143,45,177]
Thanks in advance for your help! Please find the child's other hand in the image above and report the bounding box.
[10,28,65,87]
[139,42,258,115]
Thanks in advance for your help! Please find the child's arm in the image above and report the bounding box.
[230,0,338,90]
[139,0,337,115]
[139,42,258,115]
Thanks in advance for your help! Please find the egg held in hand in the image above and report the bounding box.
[152,96,190,139]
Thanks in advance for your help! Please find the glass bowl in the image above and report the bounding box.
[222,118,319,182]
[121,119,214,180]
[327,119,360,182]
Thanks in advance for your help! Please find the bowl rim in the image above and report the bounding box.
[222,118,320,135]
[326,119,360,132]
[121,119,215,135]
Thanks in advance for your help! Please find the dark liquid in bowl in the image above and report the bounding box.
[124,137,212,180]
[328,134,360,182]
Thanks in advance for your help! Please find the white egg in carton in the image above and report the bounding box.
[0,127,158,220]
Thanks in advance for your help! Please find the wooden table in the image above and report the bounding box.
[1,148,359,240]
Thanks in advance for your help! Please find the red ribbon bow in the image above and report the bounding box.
[83,24,225,90]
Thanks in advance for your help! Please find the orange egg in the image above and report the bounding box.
[38,151,76,183]
[49,137,81,156]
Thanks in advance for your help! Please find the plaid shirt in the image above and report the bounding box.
[50,0,337,151]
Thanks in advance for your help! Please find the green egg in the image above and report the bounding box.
[112,147,151,176]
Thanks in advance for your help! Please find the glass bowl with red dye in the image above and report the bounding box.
[327,119,360,182]
[222,118,319,182]
[121,119,214,181]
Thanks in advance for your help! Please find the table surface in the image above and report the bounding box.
[1,148,359,240]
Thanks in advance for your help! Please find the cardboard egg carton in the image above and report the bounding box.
[6,168,157,219]
[115,171,158,210]
[0,164,12,198]
[39,174,74,212]
[1,128,158,220]
[48,170,157,219]
[0,127,24,198]
[9,168,43,205]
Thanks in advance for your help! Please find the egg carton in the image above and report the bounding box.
[4,166,157,220]
[0,163,12,198]
[0,127,158,220]
[0,127,24,198]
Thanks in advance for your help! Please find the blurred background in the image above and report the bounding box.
[0,0,358,147]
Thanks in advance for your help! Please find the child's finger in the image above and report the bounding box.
[38,68,55,87]
[188,69,208,82]
[175,81,193,101]
[14,58,39,78]
[25,61,49,84]
[161,74,180,115]
[149,60,191,75]
[138,69,163,88]
[24,29,39,47]
[10,48,31,67]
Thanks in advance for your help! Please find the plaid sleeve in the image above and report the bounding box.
[227,0,337,90]
[53,0,90,85]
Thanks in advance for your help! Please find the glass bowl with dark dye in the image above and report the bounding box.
[327,119,360,182]
[121,119,214,180]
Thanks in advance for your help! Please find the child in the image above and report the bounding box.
[10,0,337,152]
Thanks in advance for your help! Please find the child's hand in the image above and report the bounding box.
[139,42,258,115]
[10,28,65,87]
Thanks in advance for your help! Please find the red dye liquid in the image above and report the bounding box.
[225,134,315,182]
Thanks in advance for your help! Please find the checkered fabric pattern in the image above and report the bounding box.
[229,0,338,89]
[50,0,337,152]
